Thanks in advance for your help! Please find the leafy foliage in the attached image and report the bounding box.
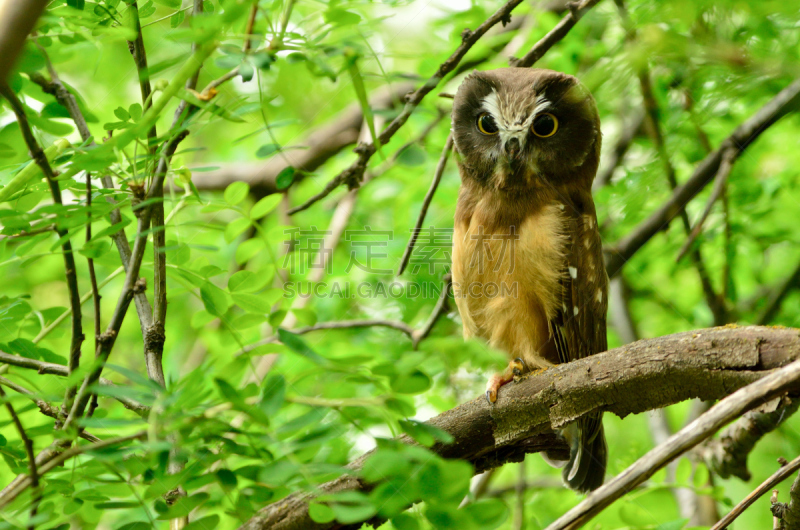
[1,0,800,529]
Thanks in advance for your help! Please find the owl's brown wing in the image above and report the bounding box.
[552,207,608,363]
[550,201,609,492]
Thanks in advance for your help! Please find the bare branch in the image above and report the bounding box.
[635,64,726,325]
[605,76,800,278]
[0,384,40,528]
[286,0,531,215]
[698,396,800,481]
[411,274,452,349]
[397,135,453,275]
[759,261,800,325]
[782,471,800,530]
[189,83,413,194]
[547,355,800,529]
[0,432,146,509]
[0,84,85,415]
[710,456,800,530]
[510,0,601,68]
[0,0,47,83]
[241,326,800,530]
[677,147,737,262]
[0,350,148,416]
[0,377,101,443]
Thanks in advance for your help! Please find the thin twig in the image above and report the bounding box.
[411,274,452,349]
[698,396,800,481]
[0,432,146,509]
[0,377,100,443]
[605,76,800,278]
[242,1,258,53]
[0,385,40,528]
[544,359,800,529]
[0,350,149,415]
[286,0,530,215]
[0,84,85,417]
[28,65,155,340]
[635,60,725,325]
[397,135,453,275]
[758,261,800,325]
[510,0,602,68]
[710,456,800,530]
[86,174,101,342]
[677,147,737,261]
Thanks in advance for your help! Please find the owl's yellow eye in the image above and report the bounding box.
[477,113,499,135]
[532,113,558,138]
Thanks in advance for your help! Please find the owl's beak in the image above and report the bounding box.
[504,137,521,160]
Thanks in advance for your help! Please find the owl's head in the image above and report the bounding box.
[452,68,601,192]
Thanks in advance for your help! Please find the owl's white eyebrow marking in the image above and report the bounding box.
[532,94,552,116]
[481,91,500,119]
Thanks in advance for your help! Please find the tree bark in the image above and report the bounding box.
[240,325,800,530]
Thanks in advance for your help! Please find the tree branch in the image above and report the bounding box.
[189,83,414,194]
[0,384,40,528]
[396,135,453,276]
[0,0,47,83]
[698,396,800,481]
[605,76,800,278]
[0,84,85,416]
[0,377,101,443]
[758,261,800,325]
[0,350,148,416]
[676,147,737,262]
[510,0,601,68]
[547,351,800,529]
[286,0,530,215]
[240,325,800,530]
[710,456,800,530]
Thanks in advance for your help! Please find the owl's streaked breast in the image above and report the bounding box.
[452,200,567,368]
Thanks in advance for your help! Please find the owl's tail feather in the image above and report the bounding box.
[561,412,607,493]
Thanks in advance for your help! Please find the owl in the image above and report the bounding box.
[450,68,608,492]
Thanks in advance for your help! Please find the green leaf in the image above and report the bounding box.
[250,195,282,220]
[277,329,327,365]
[275,167,295,190]
[128,103,143,121]
[391,370,431,394]
[67,0,86,9]
[391,513,420,530]
[463,499,508,528]
[309,503,336,523]
[224,181,249,206]
[155,493,210,520]
[324,8,361,26]
[216,469,238,490]
[260,374,285,415]
[233,293,273,314]
[399,420,452,447]
[200,281,231,317]
[88,218,131,242]
[693,463,710,488]
[228,270,260,293]
[235,238,265,264]
[256,144,280,158]
[225,217,251,243]
[674,458,692,486]
[113,107,130,121]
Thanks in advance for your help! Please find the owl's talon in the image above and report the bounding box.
[511,357,527,381]
[485,390,496,404]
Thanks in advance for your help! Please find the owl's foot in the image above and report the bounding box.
[486,358,527,404]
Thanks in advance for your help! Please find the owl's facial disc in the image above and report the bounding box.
[480,90,552,164]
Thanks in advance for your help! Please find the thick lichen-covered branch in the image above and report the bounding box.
[240,326,800,530]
